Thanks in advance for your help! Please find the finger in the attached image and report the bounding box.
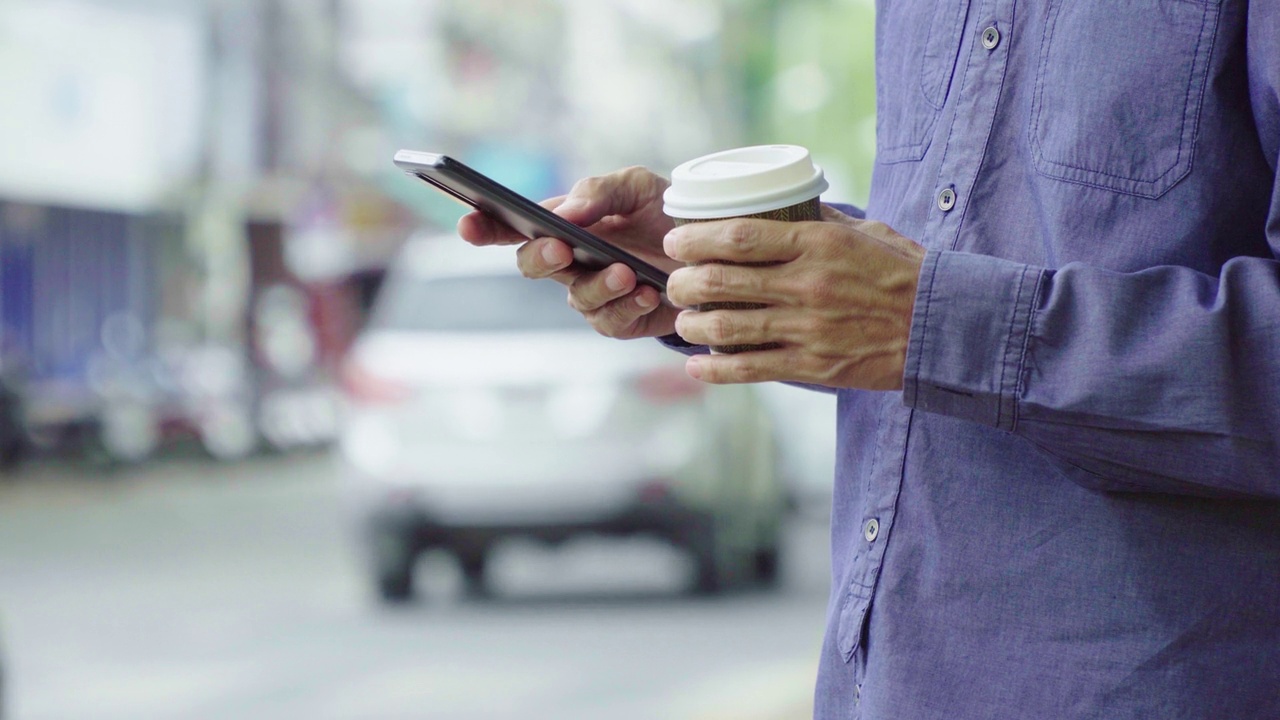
[685,347,803,385]
[674,308,790,349]
[457,194,569,246]
[555,167,667,227]
[666,263,785,308]
[584,289,665,338]
[663,219,806,265]
[457,211,526,246]
[516,238,577,282]
[568,263,637,313]
[820,204,856,225]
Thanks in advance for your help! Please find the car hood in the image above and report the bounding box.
[350,330,682,388]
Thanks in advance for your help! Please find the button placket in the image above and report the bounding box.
[923,0,1016,252]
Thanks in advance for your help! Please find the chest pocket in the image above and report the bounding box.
[1029,0,1221,199]
[876,0,969,164]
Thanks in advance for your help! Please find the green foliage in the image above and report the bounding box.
[739,0,878,204]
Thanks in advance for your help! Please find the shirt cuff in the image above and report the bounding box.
[657,333,709,357]
[902,250,1045,431]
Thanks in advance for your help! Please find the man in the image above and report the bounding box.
[461,1,1280,717]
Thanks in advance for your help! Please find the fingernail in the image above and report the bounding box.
[636,294,656,309]
[663,231,679,257]
[686,358,703,381]
[541,242,561,265]
[606,271,625,292]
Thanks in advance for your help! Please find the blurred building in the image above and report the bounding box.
[0,0,407,464]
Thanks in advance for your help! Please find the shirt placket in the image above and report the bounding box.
[835,402,913,665]
[925,0,1018,251]
[836,0,1018,676]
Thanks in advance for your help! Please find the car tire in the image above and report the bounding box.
[0,434,22,473]
[372,533,416,604]
[690,516,750,595]
[752,544,782,587]
[0,393,22,473]
[456,548,489,598]
[377,567,414,603]
[751,512,784,587]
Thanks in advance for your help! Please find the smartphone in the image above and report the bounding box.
[394,150,669,293]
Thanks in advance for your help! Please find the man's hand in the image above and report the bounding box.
[457,167,682,340]
[665,206,926,390]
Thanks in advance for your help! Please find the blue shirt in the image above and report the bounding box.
[669,0,1280,717]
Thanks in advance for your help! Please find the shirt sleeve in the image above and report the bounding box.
[905,246,1280,500]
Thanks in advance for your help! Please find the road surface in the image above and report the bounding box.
[0,453,833,720]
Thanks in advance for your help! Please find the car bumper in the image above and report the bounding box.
[366,489,711,552]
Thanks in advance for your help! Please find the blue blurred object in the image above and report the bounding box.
[467,142,563,201]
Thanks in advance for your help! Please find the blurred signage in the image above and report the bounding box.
[0,0,204,212]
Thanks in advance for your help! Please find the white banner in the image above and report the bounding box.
[0,0,204,212]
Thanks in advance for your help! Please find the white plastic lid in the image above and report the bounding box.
[663,145,829,220]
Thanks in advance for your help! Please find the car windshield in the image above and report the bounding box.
[373,273,587,332]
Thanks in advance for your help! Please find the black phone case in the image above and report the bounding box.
[394,152,669,293]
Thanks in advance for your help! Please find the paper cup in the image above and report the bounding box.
[664,145,828,353]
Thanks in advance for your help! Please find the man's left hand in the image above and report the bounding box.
[665,207,926,390]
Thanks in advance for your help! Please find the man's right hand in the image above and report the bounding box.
[456,166,682,340]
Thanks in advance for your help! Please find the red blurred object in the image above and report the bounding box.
[638,479,672,504]
[341,359,413,406]
[633,367,705,403]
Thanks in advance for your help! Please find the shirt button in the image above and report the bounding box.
[863,518,880,542]
[981,26,1001,50]
[938,187,957,212]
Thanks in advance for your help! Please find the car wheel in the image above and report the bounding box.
[690,516,750,595]
[0,434,22,473]
[372,534,416,604]
[752,544,782,587]
[456,548,489,598]
[377,567,414,603]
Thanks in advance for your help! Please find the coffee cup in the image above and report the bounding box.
[663,145,829,353]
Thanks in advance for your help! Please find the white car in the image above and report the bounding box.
[338,236,785,601]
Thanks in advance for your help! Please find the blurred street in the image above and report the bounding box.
[0,453,831,720]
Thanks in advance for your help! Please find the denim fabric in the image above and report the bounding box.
[675,1,1280,717]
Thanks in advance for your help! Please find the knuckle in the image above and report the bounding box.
[591,302,633,338]
[569,274,601,310]
[607,300,637,328]
[809,270,842,306]
[864,220,890,235]
[798,315,826,343]
[700,264,728,296]
[566,289,584,314]
[722,219,754,252]
[757,313,775,340]
[723,358,753,384]
[515,244,541,278]
[618,165,649,183]
[570,175,605,198]
[709,312,734,343]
